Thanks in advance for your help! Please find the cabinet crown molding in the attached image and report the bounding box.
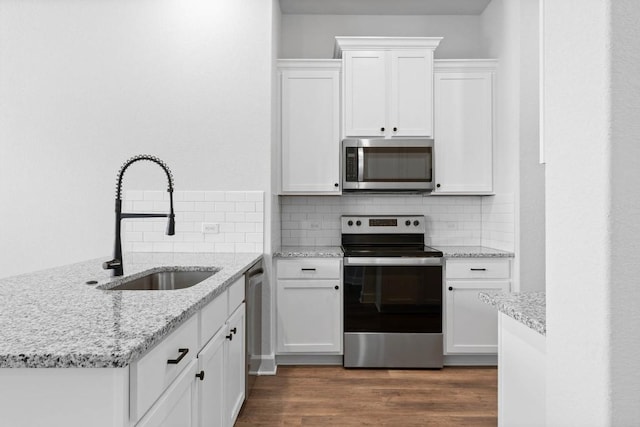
[434,59,498,73]
[333,36,443,58]
[277,59,342,71]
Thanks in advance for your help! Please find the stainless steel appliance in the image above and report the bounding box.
[342,138,434,192]
[245,260,263,397]
[342,215,443,368]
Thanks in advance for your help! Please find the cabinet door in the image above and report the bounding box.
[281,69,341,193]
[196,327,226,427]
[277,279,342,353]
[136,360,197,427]
[225,303,246,427]
[390,50,434,137]
[344,51,387,137]
[434,72,493,193]
[445,281,509,354]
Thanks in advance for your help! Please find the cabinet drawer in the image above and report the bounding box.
[228,276,245,315]
[131,314,198,423]
[200,290,228,349]
[277,259,341,280]
[446,258,510,279]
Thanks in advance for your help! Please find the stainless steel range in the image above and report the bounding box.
[341,215,443,368]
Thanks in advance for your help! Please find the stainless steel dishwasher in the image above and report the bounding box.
[245,260,263,397]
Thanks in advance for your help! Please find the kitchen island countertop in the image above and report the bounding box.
[0,252,261,368]
[479,291,546,335]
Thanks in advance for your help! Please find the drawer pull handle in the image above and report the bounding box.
[196,370,205,381]
[335,285,339,290]
[230,327,237,334]
[301,268,316,272]
[470,268,487,271]
[448,286,453,291]
[167,348,189,364]
[226,333,233,341]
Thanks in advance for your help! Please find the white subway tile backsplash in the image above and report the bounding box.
[280,194,489,247]
[225,192,246,202]
[123,191,264,254]
[143,191,164,201]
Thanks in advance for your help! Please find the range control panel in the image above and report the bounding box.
[341,215,426,234]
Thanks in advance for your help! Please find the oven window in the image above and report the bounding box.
[344,265,442,333]
[362,147,432,182]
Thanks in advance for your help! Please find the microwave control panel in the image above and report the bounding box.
[345,147,358,182]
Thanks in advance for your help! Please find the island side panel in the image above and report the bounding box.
[0,367,130,427]
[498,312,546,427]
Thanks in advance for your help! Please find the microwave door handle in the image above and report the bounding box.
[357,147,364,182]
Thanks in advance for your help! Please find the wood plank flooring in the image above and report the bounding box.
[236,366,497,426]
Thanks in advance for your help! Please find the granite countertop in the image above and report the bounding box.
[479,291,546,336]
[0,252,262,369]
[273,246,343,258]
[434,246,515,258]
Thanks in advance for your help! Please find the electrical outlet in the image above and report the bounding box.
[202,223,220,234]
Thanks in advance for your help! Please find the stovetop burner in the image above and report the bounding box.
[341,244,443,258]
[341,215,442,258]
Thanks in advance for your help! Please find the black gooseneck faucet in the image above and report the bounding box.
[103,155,175,276]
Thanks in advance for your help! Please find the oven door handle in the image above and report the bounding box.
[344,257,442,267]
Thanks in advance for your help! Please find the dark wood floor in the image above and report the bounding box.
[236,366,497,426]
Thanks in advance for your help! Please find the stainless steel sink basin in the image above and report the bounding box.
[106,270,217,291]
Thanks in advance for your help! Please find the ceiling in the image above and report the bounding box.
[278,0,493,16]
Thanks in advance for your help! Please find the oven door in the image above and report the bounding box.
[343,257,442,333]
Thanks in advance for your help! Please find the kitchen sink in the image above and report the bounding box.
[105,269,217,291]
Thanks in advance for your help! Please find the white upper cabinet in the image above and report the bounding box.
[343,51,387,136]
[279,60,341,194]
[390,50,434,137]
[433,60,497,194]
[335,37,441,139]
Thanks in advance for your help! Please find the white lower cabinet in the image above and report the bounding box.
[276,258,342,354]
[136,360,198,427]
[224,304,246,425]
[196,303,245,427]
[445,258,511,354]
[196,327,225,427]
[138,276,246,427]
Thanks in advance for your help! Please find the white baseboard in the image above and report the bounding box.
[255,354,277,375]
[444,354,497,366]
[276,354,343,365]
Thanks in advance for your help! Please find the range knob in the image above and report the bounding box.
[405,220,411,226]
[347,220,354,226]
[356,220,362,226]
[413,220,420,227]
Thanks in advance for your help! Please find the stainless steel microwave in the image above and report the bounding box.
[342,138,434,192]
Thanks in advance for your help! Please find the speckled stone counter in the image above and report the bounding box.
[479,291,546,336]
[273,246,343,258]
[0,252,261,368]
[435,246,515,258]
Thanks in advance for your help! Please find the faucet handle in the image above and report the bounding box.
[102,259,122,270]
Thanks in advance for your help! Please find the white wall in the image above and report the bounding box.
[480,0,544,290]
[545,0,640,424]
[280,14,484,59]
[0,0,274,278]
[517,0,545,292]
